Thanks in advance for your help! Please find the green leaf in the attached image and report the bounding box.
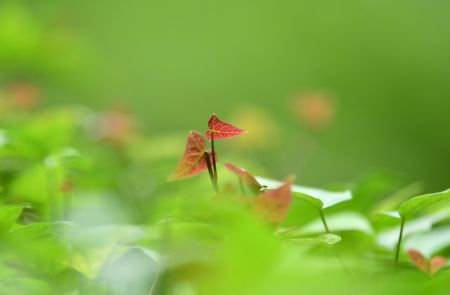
[305,211,373,234]
[404,226,450,258]
[0,205,22,233]
[379,211,401,220]
[276,212,372,238]
[399,189,450,219]
[285,233,342,245]
[97,246,159,295]
[377,210,450,250]
[256,177,352,209]
[373,211,402,229]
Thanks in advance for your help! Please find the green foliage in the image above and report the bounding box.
[399,189,450,219]
[256,176,352,209]
[0,104,449,295]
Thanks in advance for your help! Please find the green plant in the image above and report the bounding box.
[169,114,247,192]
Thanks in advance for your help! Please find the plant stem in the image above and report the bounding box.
[395,218,406,265]
[319,210,330,233]
[46,168,57,221]
[211,132,218,181]
[238,177,245,195]
[64,191,72,220]
[204,152,218,192]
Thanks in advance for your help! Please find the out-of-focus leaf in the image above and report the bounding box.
[43,147,82,169]
[371,182,424,215]
[286,233,342,246]
[97,246,159,295]
[54,224,144,279]
[408,249,429,273]
[224,162,262,194]
[0,205,22,233]
[9,164,56,204]
[252,178,293,224]
[206,114,247,140]
[8,221,75,239]
[281,212,373,236]
[404,226,450,257]
[399,189,450,219]
[168,131,212,181]
[380,211,401,219]
[256,177,352,209]
[430,256,448,275]
[407,249,448,276]
[20,109,78,155]
[377,210,450,250]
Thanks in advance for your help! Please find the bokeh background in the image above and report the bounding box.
[1,0,449,190]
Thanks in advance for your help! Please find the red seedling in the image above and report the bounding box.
[408,249,448,276]
[224,162,262,194]
[205,114,247,184]
[252,178,293,224]
[169,131,218,191]
[206,114,247,140]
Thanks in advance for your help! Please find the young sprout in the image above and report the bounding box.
[408,249,448,276]
[169,131,217,191]
[393,189,450,265]
[252,178,293,225]
[224,162,262,195]
[206,114,247,184]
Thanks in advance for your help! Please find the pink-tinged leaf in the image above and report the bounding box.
[169,131,212,181]
[224,162,262,194]
[252,178,293,224]
[206,114,247,140]
[408,249,429,274]
[429,256,448,275]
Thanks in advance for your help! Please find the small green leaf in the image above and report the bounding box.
[256,177,352,209]
[373,211,402,228]
[399,189,450,219]
[0,205,22,233]
[293,192,324,209]
[380,211,401,219]
[303,211,373,234]
[285,233,342,245]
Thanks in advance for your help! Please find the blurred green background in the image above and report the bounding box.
[1,0,449,190]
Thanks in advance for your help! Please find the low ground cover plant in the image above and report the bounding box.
[0,104,449,295]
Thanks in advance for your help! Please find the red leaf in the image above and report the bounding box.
[429,256,448,275]
[224,162,262,194]
[252,178,293,224]
[169,131,213,181]
[408,249,429,274]
[206,114,247,140]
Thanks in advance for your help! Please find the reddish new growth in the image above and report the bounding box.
[6,82,41,111]
[59,180,75,193]
[292,91,335,130]
[408,249,448,276]
[206,114,247,140]
[169,131,214,181]
[224,162,262,194]
[252,178,293,224]
[97,106,137,145]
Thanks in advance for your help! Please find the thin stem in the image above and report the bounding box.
[238,177,245,195]
[395,218,406,265]
[319,210,330,233]
[64,191,72,220]
[204,152,218,192]
[211,132,218,181]
[46,168,57,221]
